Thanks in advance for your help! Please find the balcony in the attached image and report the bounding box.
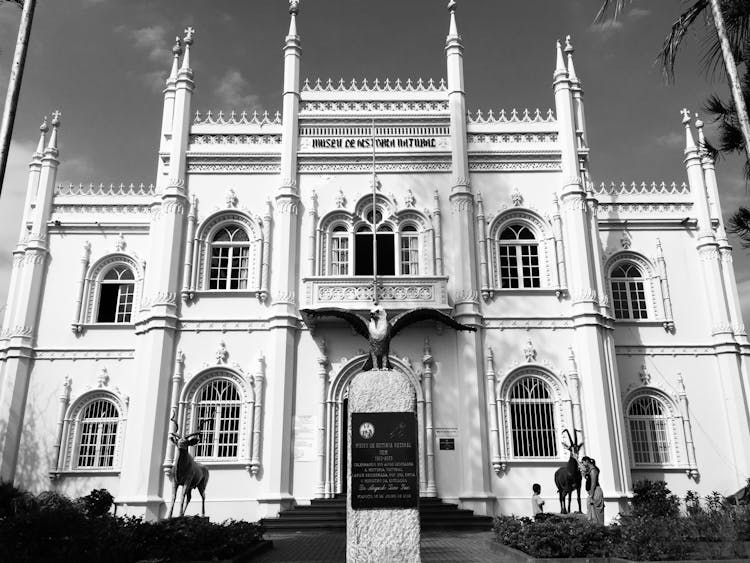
[303,276,450,310]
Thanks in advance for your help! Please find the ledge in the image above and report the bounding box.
[303,275,449,310]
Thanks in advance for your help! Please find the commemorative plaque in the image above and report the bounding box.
[351,411,419,509]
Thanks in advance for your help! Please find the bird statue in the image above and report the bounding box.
[300,305,476,371]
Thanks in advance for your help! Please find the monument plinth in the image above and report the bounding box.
[347,369,421,563]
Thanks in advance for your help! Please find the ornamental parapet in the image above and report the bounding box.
[303,276,449,310]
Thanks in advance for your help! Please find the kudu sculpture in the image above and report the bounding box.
[554,429,584,514]
[168,408,210,518]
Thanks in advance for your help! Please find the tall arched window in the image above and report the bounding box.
[97,266,135,323]
[330,225,349,275]
[76,399,120,468]
[400,225,420,275]
[209,225,250,290]
[611,263,648,319]
[498,225,540,288]
[354,223,396,276]
[508,376,557,458]
[627,395,671,464]
[192,379,242,459]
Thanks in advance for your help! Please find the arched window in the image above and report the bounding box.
[354,223,396,276]
[76,399,119,468]
[611,263,647,319]
[330,225,349,275]
[627,395,671,464]
[209,225,250,290]
[508,376,557,458]
[400,225,420,275]
[97,265,135,323]
[498,225,540,288]
[191,379,242,459]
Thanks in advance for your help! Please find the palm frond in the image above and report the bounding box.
[658,0,710,83]
[728,207,750,246]
[595,0,632,23]
[699,0,750,78]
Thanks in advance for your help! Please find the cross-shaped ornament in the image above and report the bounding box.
[51,110,61,125]
[184,27,195,44]
[680,108,691,124]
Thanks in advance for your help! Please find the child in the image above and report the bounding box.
[531,483,544,516]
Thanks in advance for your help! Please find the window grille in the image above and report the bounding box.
[330,226,349,275]
[611,263,648,319]
[97,266,135,323]
[628,396,671,464]
[209,226,250,290]
[76,399,119,468]
[509,376,557,457]
[498,225,540,288]
[400,225,420,275]
[193,379,242,459]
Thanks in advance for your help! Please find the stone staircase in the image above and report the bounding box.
[260,495,494,531]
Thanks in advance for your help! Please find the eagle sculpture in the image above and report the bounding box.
[300,306,476,371]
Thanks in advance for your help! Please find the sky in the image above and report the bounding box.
[0,0,748,322]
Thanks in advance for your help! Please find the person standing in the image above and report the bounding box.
[531,483,545,516]
[582,457,604,524]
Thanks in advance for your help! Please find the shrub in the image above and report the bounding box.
[612,515,691,561]
[76,488,114,517]
[630,479,680,518]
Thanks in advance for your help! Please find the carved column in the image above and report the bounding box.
[181,196,197,302]
[308,191,318,279]
[551,193,567,292]
[71,241,91,333]
[162,350,185,477]
[432,190,444,275]
[316,341,328,498]
[259,199,272,302]
[677,374,699,479]
[422,339,437,496]
[476,193,491,301]
[655,239,675,332]
[567,346,583,442]
[50,376,72,479]
[485,349,503,474]
[250,354,265,476]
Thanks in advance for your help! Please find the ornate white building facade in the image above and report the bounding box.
[0,4,749,522]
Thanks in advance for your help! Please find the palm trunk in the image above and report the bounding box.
[709,0,750,163]
[0,0,36,197]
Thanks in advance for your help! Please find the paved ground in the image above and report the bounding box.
[252,530,507,562]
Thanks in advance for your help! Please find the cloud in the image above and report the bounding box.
[628,8,651,19]
[121,25,170,63]
[214,70,261,110]
[654,132,683,149]
[588,19,624,38]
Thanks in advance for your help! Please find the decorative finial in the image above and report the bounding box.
[172,36,182,56]
[289,0,300,14]
[51,111,61,126]
[39,116,48,134]
[695,113,706,149]
[680,108,691,125]
[564,35,573,53]
[681,109,696,151]
[447,0,457,12]
[184,27,195,45]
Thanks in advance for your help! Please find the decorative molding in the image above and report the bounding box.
[615,346,716,356]
[302,76,448,93]
[522,338,536,363]
[178,320,270,332]
[34,349,135,361]
[484,318,574,330]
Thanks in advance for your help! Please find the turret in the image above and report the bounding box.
[564,36,587,148]
[445,0,469,197]
[160,36,182,152]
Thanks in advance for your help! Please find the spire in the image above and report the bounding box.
[168,36,182,84]
[288,0,300,38]
[681,108,697,153]
[447,0,459,38]
[695,113,708,154]
[180,27,194,74]
[46,111,60,153]
[564,35,578,83]
[554,40,567,80]
[35,116,48,157]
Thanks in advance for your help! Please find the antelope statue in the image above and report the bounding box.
[168,408,210,518]
[553,429,584,514]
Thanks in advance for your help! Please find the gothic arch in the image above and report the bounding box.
[605,250,662,321]
[322,355,431,498]
[82,253,143,324]
[624,386,684,467]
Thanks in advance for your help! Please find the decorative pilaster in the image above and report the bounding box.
[485,348,503,474]
[250,354,266,476]
[162,350,185,477]
[432,190,444,275]
[655,239,675,332]
[315,340,328,498]
[308,191,318,278]
[422,338,437,496]
[476,193,491,301]
[567,346,583,444]
[50,376,72,480]
[551,193,567,294]
[677,374,699,479]
[260,199,272,302]
[181,196,197,302]
[71,241,91,334]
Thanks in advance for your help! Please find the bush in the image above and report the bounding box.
[494,515,616,558]
[612,515,691,561]
[630,479,680,518]
[0,486,264,563]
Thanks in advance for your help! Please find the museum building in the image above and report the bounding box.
[0,3,749,522]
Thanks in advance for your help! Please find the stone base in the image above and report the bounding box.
[347,369,421,563]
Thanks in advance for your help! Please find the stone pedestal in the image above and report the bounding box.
[347,369,421,563]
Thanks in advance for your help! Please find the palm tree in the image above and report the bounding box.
[597,0,750,164]
[0,0,36,197]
